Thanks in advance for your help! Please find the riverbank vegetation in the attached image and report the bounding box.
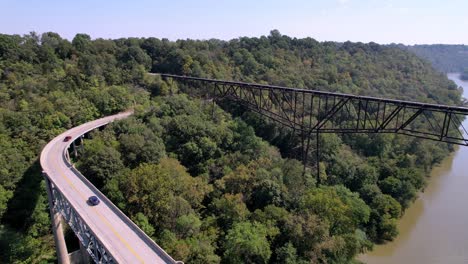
[401,44,468,73]
[0,31,462,263]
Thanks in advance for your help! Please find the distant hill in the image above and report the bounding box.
[396,44,468,73]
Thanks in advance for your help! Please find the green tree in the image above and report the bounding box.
[121,162,174,225]
[79,139,125,188]
[132,212,155,237]
[223,221,272,264]
[368,194,401,241]
[211,193,249,229]
[0,185,13,219]
[300,186,370,236]
[72,33,92,53]
[118,133,166,167]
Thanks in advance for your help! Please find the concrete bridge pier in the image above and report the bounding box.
[44,176,70,264]
[68,243,91,264]
[79,135,85,154]
[65,148,71,162]
[72,141,78,158]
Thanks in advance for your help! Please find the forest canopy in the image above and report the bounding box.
[0,30,462,263]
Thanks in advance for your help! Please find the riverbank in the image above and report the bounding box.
[359,73,468,264]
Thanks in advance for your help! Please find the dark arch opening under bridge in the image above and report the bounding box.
[158,73,468,183]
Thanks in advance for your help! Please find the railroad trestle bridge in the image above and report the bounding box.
[160,74,468,180]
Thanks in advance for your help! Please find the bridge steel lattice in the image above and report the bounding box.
[44,175,115,263]
[160,74,468,181]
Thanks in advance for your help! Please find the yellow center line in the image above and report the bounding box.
[51,145,146,264]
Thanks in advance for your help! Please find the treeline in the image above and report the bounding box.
[461,68,468,81]
[399,44,468,73]
[0,30,462,263]
[147,31,460,105]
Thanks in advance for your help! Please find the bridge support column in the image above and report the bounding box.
[65,148,71,163]
[79,242,91,263]
[316,131,320,185]
[44,176,70,264]
[68,243,91,264]
[72,141,78,158]
[79,135,84,154]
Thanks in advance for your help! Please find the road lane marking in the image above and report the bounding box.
[50,146,146,264]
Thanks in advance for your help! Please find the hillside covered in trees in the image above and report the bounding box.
[401,44,468,74]
[0,30,463,263]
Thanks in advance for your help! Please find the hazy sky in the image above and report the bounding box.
[1,0,467,44]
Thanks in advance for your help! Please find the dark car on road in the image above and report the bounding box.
[64,136,72,142]
[88,196,100,206]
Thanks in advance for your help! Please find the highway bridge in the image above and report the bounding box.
[40,112,180,264]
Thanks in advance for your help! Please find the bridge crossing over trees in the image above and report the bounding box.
[160,74,468,182]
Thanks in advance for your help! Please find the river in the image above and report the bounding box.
[360,73,468,264]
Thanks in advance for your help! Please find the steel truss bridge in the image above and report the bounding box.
[160,74,468,180]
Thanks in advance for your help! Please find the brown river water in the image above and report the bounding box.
[359,73,468,264]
